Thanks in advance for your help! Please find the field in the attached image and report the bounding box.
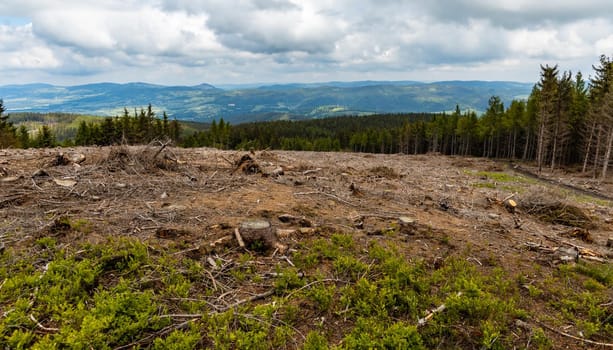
[1,146,612,349]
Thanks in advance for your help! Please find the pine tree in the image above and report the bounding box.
[504,100,525,159]
[0,99,18,148]
[599,89,613,179]
[162,112,169,137]
[17,125,30,149]
[169,118,181,142]
[536,65,559,173]
[34,125,56,148]
[522,86,540,161]
[583,55,613,174]
[549,71,572,170]
[481,96,504,158]
[568,72,589,164]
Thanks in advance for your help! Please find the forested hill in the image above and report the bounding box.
[0,81,532,123]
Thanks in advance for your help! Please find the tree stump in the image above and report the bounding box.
[398,216,418,235]
[504,199,517,213]
[239,220,277,252]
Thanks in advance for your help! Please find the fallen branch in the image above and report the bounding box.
[302,168,322,176]
[0,194,27,209]
[502,192,517,203]
[29,314,59,333]
[283,278,346,300]
[294,191,358,207]
[541,236,607,262]
[418,292,462,327]
[151,142,168,160]
[535,319,613,348]
[217,289,275,313]
[114,319,194,350]
[234,228,246,248]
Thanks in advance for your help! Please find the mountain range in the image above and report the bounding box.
[0,80,534,123]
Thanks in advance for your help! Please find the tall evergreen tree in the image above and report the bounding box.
[522,86,540,161]
[549,71,572,170]
[600,89,613,179]
[34,125,56,148]
[536,65,559,173]
[0,99,18,148]
[17,125,30,149]
[568,72,589,164]
[583,55,613,174]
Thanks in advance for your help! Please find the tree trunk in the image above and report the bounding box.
[582,117,597,173]
[593,126,603,178]
[536,123,546,173]
[601,128,613,180]
[522,129,531,161]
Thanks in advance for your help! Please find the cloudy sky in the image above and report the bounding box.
[1,0,612,86]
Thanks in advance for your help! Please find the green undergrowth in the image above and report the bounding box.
[468,170,536,192]
[1,230,611,348]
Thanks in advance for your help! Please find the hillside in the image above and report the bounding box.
[0,81,533,123]
[0,146,611,348]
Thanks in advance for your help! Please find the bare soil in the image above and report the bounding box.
[1,145,612,347]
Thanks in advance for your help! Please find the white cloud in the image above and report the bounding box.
[0,0,612,85]
[0,24,60,70]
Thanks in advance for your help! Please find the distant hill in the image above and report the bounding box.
[0,80,534,124]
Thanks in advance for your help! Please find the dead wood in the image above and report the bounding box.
[535,319,613,348]
[103,144,178,173]
[234,228,246,248]
[520,193,593,229]
[29,314,59,333]
[0,194,27,208]
[155,227,192,239]
[418,292,462,326]
[233,154,260,175]
[349,182,364,196]
[398,216,418,235]
[369,166,400,179]
[559,227,593,243]
[217,289,275,312]
[238,220,278,252]
[294,191,358,207]
[277,214,313,227]
[48,153,72,167]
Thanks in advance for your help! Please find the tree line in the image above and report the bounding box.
[182,55,613,178]
[73,105,181,146]
[1,54,612,177]
[0,104,181,148]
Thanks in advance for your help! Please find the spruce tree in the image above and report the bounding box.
[536,65,559,173]
[0,99,18,148]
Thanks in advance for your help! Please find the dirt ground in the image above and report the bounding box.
[1,146,612,257]
[1,145,612,347]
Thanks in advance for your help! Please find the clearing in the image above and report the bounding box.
[1,146,612,349]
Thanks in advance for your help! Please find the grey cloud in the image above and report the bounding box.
[0,0,611,85]
[421,0,613,29]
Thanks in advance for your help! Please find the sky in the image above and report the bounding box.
[1,0,612,86]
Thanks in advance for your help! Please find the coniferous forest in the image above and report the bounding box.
[1,55,612,178]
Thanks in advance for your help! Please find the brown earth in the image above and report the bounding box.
[1,145,612,347]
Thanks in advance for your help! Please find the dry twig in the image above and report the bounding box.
[535,319,613,348]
